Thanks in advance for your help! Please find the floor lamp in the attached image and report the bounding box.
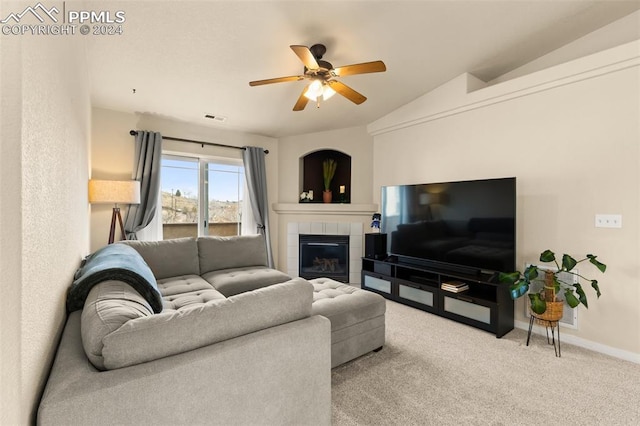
[89,179,141,244]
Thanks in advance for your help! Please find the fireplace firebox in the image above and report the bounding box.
[299,234,349,283]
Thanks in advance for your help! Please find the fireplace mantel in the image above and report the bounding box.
[272,203,377,216]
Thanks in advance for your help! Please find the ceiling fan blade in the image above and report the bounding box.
[327,80,367,105]
[293,87,310,111]
[333,60,386,77]
[249,75,304,86]
[290,45,319,70]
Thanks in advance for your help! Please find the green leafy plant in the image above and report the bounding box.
[322,158,337,191]
[499,250,606,315]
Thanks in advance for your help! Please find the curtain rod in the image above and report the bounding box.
[129,130,269,154]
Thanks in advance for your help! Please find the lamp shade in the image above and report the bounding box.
[304,80,336,101]
[419,192,443,205]
[88,180,141,204]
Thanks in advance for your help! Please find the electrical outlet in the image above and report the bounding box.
[595,214,622,228]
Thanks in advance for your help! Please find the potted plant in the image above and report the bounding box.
[322,158,337,203]
[499,250,606,318]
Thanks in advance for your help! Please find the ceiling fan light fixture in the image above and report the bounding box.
[322,84,336,100]
[249,44,386,111]
[304,80,323,101]
[304,80,336,102]
[303,91,317,101]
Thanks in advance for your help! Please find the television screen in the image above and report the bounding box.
[381,177,516,274]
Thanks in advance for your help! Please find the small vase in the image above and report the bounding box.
[323,190,332,203]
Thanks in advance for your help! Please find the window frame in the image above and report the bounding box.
[160,153,245,238]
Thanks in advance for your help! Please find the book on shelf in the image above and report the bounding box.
[441,280,469,293]
[441,286,469,293]
[442,280,467,288]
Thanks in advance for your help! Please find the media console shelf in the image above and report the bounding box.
[361,257,514,337]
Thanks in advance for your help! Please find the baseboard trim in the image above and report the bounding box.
[514,320,639,364]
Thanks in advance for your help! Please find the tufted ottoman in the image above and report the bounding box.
[310,278,386,368]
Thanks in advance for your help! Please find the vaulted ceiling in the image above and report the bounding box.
[87,1,640,138]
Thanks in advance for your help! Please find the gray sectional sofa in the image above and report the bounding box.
[38,234,386,425]
[38,235,330,425]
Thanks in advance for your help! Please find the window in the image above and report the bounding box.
[160,155,245,239]
[205,162,244,237]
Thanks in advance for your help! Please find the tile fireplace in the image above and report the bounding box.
[299,234,350,282]
[287,221,363,284]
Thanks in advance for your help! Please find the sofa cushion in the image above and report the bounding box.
[120,237,200,279]
[197,235,268,274]
[98,278,313,370]
[156,274,216,297]
[81,280,154,370]
[201,266,291,297]
[310,278,386,332]
[162,288,227,311]
[156,275,226,311]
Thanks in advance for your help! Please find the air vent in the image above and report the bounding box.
[205,114,227,123]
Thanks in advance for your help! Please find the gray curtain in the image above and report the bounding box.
[242,146,274,268]
[125,131,162,239]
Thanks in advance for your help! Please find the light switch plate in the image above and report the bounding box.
[595,214,622,228]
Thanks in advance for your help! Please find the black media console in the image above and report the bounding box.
[361,257,514,337]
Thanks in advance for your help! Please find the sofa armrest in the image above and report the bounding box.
[99,278,313,370]
[80,280,154,370]
[38,311,331,425]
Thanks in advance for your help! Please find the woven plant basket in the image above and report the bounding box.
[530,270,564,324]
[531,300,564,324]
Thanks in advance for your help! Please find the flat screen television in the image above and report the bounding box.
[381,177,516,276]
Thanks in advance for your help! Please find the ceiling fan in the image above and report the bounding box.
[249,44,386,111]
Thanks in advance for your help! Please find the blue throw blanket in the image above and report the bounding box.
[67,244,163,313]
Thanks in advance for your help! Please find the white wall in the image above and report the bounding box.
[369,41,640,359]
[278,126,374,204]
[275,126,376,276]
[491,10,640,84]
[94,113,375,275]
[0,34,90,424]
[90,108,141,249]
[90,108,280,258]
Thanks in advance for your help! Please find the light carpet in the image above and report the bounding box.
[331,299,640,425]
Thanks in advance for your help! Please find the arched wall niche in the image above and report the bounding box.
[299,149,351,203]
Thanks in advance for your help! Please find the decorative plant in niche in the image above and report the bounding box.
[499,250,606,316]
[322,158,337,203]
[322,158,337,191]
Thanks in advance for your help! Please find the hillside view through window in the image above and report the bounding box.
[161,156,244,239]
